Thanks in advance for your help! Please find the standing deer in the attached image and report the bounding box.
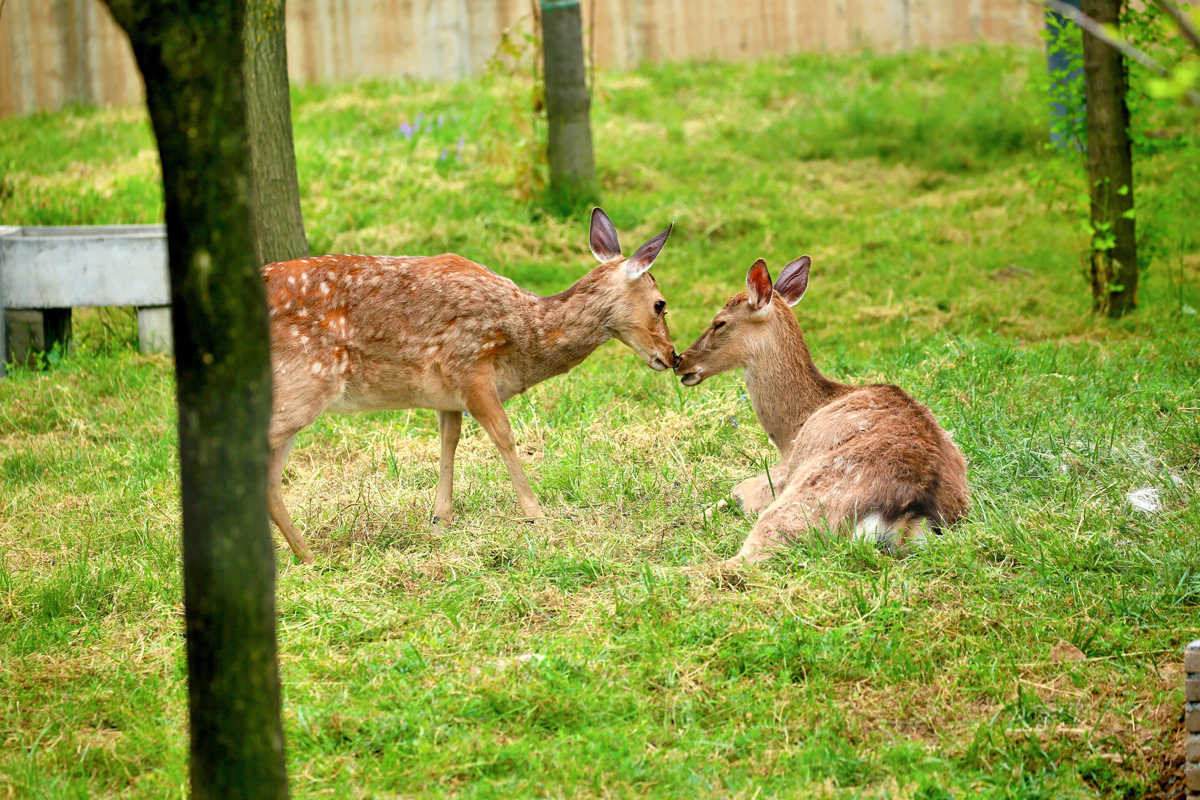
[673,256,968,564]
[265,208,675,563]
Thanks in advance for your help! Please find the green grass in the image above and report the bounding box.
[1,46,1199,798]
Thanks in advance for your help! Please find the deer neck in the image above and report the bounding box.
[528,271,614,383]
[743,312,849,457]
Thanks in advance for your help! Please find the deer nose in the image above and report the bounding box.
[672,351,681,369]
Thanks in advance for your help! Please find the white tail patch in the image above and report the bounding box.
[854,511,933,553]
[852,510,891,544]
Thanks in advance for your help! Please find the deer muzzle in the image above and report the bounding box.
[673,350,705,386]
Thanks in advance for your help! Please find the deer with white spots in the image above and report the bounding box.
[264,208,675,563]
[673,256,968,565]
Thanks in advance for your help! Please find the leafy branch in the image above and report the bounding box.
[1040,0,1200,106]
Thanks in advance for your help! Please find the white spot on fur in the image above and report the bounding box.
[310,361,323,375]
[299,335,309,345]
[298,308,308,317]
[319,282,330,296]
[290,326,300,337]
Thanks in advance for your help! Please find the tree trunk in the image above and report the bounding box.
[541,0,599,211]
[244,0,309,266]
[99,1,289,798]
[1082,0,1138,317]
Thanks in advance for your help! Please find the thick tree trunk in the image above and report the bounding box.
[541,0,599,211]
[1082,0,1138,317]
[99,1,289,798]
[244,0,308,266]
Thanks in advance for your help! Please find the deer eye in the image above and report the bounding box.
[654,300,666,315]
[712,320,725,331]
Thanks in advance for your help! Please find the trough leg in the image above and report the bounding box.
[4,308,72,367]
[137,306,174,353]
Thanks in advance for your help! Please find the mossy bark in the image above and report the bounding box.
[1081,0,1138,317]
[244,0,308,266]
[542,0,599,211]
[98,1,289,797]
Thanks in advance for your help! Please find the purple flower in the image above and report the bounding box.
[440,148,448,161]
[399,122,414,139]
[456,136,465,162]
[437,115,445,127]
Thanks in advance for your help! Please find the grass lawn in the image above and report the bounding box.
[1,45,1199,798]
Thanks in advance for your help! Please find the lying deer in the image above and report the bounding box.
[673,256,968,564]
[265,208,675,563]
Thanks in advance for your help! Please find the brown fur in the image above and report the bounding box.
[675,258,968,564]
[265,210,675,562]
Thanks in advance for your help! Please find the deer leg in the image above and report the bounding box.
[705,464,788,522]
[267,434,314,565]
[433,410,463,525]
[723,486,828,567]
[731,463,790,516]
[701,498,730,523]
[465,385,544,520]
[892,512,931,556]
[725,517,788,566]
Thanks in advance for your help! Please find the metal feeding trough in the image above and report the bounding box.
[0,224,173,377]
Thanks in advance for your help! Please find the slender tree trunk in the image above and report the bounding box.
[541,0,599,211]
[99,1,289,797]
[1082,0,1138,316]
[244,0,308,265]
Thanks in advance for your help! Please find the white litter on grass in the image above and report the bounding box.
[482,653,548,674]
[1126,487,1162,514]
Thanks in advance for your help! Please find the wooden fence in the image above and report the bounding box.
[0,0,1044,118]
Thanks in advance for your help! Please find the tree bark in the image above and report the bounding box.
[244,0,308,266]
[1082,0,1138,316]
[541,0,599,211]
[99,1,289,798]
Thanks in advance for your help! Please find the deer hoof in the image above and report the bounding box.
[702,499,731,522]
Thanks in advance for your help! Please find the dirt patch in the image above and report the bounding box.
[1141,712,1188,800]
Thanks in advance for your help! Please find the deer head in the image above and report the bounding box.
[674,255,810,385]
[587,207,676,371]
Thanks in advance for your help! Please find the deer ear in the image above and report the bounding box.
[746,258,773,314]
[624,223,672,281]
[590,207,622,262]
[774,255,811,307]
